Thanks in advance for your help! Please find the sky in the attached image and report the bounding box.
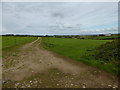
[1,2,118,35]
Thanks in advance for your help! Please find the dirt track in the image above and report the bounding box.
[2,37,118,88]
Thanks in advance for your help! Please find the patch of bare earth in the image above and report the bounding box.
[2,37,118,88]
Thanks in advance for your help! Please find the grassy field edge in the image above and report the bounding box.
[2,36,37,51]
[41,37,118,75]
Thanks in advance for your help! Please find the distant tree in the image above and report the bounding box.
[45,35,48,37]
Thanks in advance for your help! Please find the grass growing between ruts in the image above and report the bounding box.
[41,37,118,74]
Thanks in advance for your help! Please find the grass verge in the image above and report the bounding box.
[2,36,37,50]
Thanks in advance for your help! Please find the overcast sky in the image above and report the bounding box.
[1,2,118,35]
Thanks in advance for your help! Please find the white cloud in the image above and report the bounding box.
[2,2,118,35]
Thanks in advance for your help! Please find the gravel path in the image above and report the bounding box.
[2,37,118,88]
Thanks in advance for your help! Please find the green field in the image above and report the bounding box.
[2,36,37,50]
[2,36,118,74]
[42,37,118,74]
[89,35,119,40]
[54,34,119,40]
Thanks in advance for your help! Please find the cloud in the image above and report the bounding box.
[2,0,119,2]
[2,2,118,35]
[0,3,2,35]
[51,12,64,18]
[83,27,118,34]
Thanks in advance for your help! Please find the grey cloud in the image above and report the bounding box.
[51,12,64,18]
[83,27,118,34]
[2,2,118,35]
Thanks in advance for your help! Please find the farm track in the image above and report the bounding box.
[3,37,118,88]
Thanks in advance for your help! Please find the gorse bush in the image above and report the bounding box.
[95,39,118,64]
[93,39,119,74]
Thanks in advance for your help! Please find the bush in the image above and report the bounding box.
[95,39,118,63]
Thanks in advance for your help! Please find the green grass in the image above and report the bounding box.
[55,34,119,40]
[79,35,119,40]
[0,36,2,50]
[41,37,118,74]
[42,37,111,60]
[2,36,37,68]
[2,36,37,50]
[93,35,118,40]
[94,39,119,74]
